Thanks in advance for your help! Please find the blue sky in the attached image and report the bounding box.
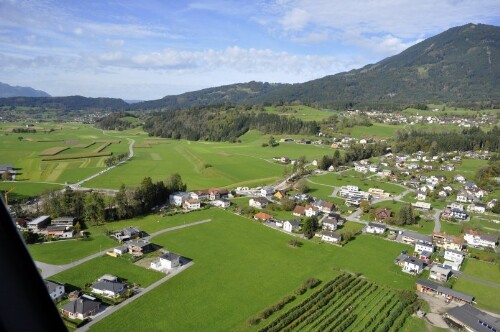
[0,0,499,100]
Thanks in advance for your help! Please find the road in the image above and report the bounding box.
[77,261,194,331]
[72,138,135,188]
[37,218,212,278]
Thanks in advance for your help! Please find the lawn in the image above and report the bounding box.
[0,181,64,201]
[28,228,116,265]
[461,259,500,285]
[90,209,417,332]
[453,278,500,313]
[349,123,403,139]
[263,105,335,122]
[49,255,164,290]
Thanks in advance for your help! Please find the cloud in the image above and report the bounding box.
[73,27,83,35]
[106,39,125,48]
[280,7,310,31]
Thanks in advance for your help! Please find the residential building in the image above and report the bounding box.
[365,222,387,234]
[91,280,126,298]
[402,257,424,275]
[416,191,427,201]
[113,227,140,241]
[368,188,390,198]
[260,187,275,197]
[151,251,181,271]
[61,297,100,320]
[209,188,229,200]
[51,217,75,227]
[444,249,465,264]
[321,231,342,243]
[249,197,269,209]
[401,231,432,246]
[443,260,461,271]
[412,202,431,210]
[464,230,498,248]
[467,203,486,214]
[169,192,190,206]
[322,218,338,231]
[283,220,300,232]
[183,199,201,211]
[213,199,230,208]
[432,232,464,251]
[415,243,434,254]
[429,265,452,282]
[254,212,272,221]
[328,213,346,226]
[304,205,320,217]
[45,280,65,302]
[126,240,154,256]
[374,208,391,222]
[47,225,74,238]
[113,246,128,256]
[292,205,306,217]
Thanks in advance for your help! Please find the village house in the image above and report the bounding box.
[354,165,368,173]
[113,245,128,256]
[450,202,464,210]
[304,204,320,217]
[183,199,201,211]
[441,207,468,221]
[412,202,431,210]
[444,249,465,265]
[400,231,432,246]
[260,187,275,197]
[292,205,306,217]
[443,260,461,272]
[274,190,286,200]
[464,230,498,248]
[113,227,140,241]
[283,220,301,232]
[432,232,464,251]
[365,222,386,234]
[402,257,424,275]
[429,265,452,282]
[190,189,210,201]
[47,225,75,238]
[249,197,269,209]
[321,231,342,243]
[456,190,474,203]
[314,200,334,213]
[209,188,229,200]
[327,213,346,226]
[322,218,338,231]
[213,199,230,208]
[416,191,427,201]
[151,251,181,271]
[169,192,191,206]
[467,203,486,214]
[126,239,154,256]
[91,277,126,298]
[368,188,390,199]
[374,208,392,222]
[415,242,434,254]
[61,297,100,320]
[454,174,466,183]
[45,280,65,302]
[254,212,273,222]
[51,217,75,227]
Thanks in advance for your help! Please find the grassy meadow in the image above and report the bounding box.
[89,209,417,332]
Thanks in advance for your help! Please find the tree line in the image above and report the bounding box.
[41,173,187,226]
[143,107,319,142]
[95,112,139,131]
[393,126,500,154]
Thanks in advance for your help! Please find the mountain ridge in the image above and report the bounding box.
[0,82,50,98]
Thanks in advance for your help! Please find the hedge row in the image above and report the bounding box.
[39,146,69,156]
[93,141,112,153]
[73,141,95,148]
[258,295,296,320]
[41,151,112,161]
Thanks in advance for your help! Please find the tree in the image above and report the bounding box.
[492,200,500,214]
[303,216,318,239]
[360,200,371,214]
[115,184,131,219]
[281,197,296,211]
[397,204,416,225]
[2,171,11,181]
[74,221,82,234]
[83,192,105,225]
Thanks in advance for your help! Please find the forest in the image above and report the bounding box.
[143,107,319,141]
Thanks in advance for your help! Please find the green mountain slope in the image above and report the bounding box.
[133,23,500,110]
[0,82,50,98]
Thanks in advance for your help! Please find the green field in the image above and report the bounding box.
[263,105,335,122]
[89,209,416,332]
[28,227,116,265]
[461,259,500,285]
[349,123,403,139]
[49,255,164,290]
[453,278,500,313]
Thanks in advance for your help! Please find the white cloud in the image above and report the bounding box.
[73,27,83,35]
[106,39,125,48]
[280,7,310,31]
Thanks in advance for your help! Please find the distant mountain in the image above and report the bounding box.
[0,95,129,111]
[133,23,500,110]
[0,82,50,98]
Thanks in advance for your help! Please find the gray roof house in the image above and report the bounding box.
[61,297,100,320]
[91,280,126,298]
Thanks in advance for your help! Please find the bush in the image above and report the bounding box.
[303,277,321,289]
[248,317,260,326]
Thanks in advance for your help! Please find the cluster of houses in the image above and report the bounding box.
[18,215,77,239]
[393,228,498,279]
[338,185,371,207]
[169,188,230,211]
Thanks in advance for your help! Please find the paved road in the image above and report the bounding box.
[77,261,194,331]
[432,210,442,232]
[454,270,500,289]
[37,219,212,278]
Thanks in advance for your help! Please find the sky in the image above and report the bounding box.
[0,0,499,100]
